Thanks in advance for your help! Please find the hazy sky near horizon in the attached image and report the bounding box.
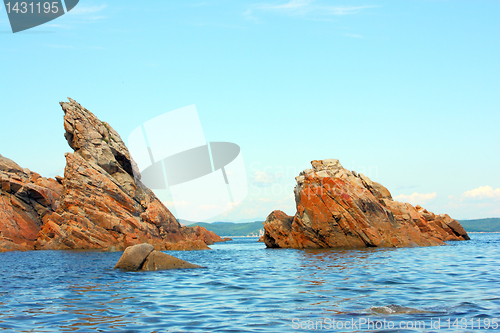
[1,0,499,221]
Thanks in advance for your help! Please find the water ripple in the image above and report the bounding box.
[0,234,499,332]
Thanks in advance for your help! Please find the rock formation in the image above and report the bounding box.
[263,159,469,249]
[141,250,202,271]
[114,243,202,271]
[114,243,156,271]
[0,155,62,252]
[1,98,223,252]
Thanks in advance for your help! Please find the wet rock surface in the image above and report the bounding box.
[115,243,202,271]
[114,243,154,271]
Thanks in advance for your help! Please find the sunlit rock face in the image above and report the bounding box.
[263,159,469,249]
[0,98,223,252]
[0,155,62,252]
[34,99,224,251]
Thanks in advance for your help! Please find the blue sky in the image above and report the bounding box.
[1,0,499,221]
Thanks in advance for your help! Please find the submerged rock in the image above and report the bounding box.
[142,250,202,271]
[0,155,62,252]
[115,243,202,271]
[263,159,469,249]
[114,243,154,270]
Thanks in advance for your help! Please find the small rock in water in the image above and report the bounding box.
[369,304,431,315]
[142,251,202,271]
[114,243,202,271]
[114,243,154,271]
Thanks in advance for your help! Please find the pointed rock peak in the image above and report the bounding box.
[311,159,342,172]
[0,154,19,169]
[2,99,225,252]
[60,98,137,178]
[61,98,123,151]
[0,154,27,177]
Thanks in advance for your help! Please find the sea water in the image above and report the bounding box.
[0,234,499,332]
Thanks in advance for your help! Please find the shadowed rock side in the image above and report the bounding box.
[263,159,469,249]
[0,155,62,252]
[142,250,202,271]
[114,243,155,271]
[114,243,202,271]
[32,98,223,251]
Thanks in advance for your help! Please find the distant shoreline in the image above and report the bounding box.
[190,219,500,237]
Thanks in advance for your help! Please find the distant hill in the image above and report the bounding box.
[459,218,500,232]
[189,221,264,237]
[185,218,500,235]
[178,218,266,226]
[178,219,198,226]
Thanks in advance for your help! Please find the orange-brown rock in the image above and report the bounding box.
[32,98,222,251]
[263,159,469,249]
[0,154,62,252]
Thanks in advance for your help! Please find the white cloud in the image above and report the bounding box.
[272,203,295,212]
[164,200,191,208]
[199,204,219,211]
[344,33,364,38]
[394,192,437,206]
[462,186,500,201]
[44,44,76,49]
[249,1,379,18]
[67,4,107,15]
[259,0,312,11]
[243,9,259,22]
[64,4,107,22]
[445,185,500,219]
[324,5,377,15]
[251,170,281,187]
[211,193,296,221]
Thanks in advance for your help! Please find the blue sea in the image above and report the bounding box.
[0,234,499,332]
